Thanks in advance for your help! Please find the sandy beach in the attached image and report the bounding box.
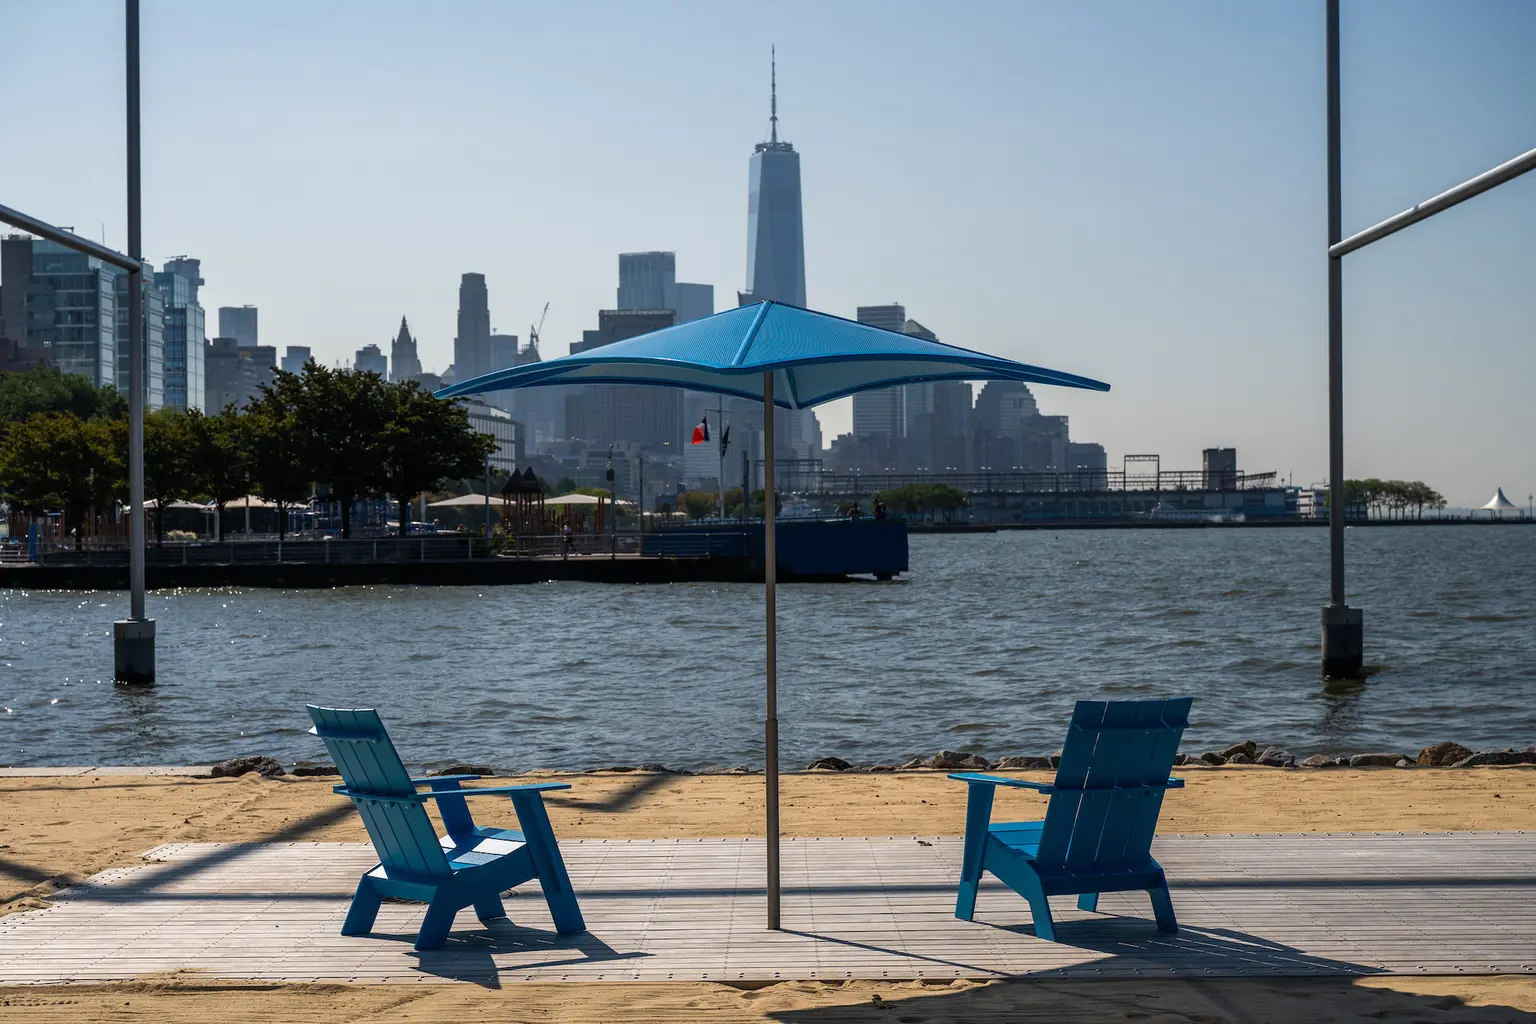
[4,766,1535,1021]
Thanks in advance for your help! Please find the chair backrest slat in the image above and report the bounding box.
[307,705,451,879]
[1034,698,1189,875]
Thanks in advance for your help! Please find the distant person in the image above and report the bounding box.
[562,522,573,558]
[873,499,888,520]
[848,502,864,521]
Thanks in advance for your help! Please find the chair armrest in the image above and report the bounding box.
[411,774,481,786]
[1167,776,1185,789]
[947,772,1054,793]
[418,782,571,800]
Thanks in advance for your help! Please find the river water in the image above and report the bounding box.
[1,527,1532,771]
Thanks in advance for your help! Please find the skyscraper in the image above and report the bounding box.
[739,50,805,308]
[281,345,311,374]
[390,317,421,382]
[673,282,714,324]
[1,237,118,387]
[354,343,388,377]
[115,266,165,410]
[218,305,258,348]
[851,305,907,440]
[617,252,675,310]
[454,273,491,382]
[155,257,206,411]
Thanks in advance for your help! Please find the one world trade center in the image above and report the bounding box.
[739,50,805,308]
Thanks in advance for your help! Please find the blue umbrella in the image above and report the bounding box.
[438,300,1109,929]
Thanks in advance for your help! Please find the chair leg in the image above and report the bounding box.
[473,893,507,922]
[340,877,382,936]
[1025,891,1056,942]
[1076,892,1099,912]
[955,783,995,921]
[1148,878,1178,933]
[414,898,460,950]
[511,791,585,934]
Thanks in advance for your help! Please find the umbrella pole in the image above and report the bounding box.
[762,371,780,930]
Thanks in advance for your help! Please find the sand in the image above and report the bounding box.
[3,766,1535,1021]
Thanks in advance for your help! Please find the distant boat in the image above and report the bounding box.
[1145,501,1244,524]
[779,499,825,520]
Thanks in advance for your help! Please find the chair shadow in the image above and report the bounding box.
[399,916,650,988]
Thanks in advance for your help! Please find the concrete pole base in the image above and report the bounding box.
[1320,604,1363,680]
[114,618,157,685]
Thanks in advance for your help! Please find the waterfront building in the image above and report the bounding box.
[1203,447,1238,490]
[156,257,206,411]
[738,52,806,308]
[205,336,273,411]
[281,345,311,374]
[354,343,388,377]
[0,237,117,387]
[461,398,522,475]
[115,266,166,410]
[930,380,973,471]
[454,273,491,383]
[390,318,421,382]
[217,305,258,348]
[673,282,714,324]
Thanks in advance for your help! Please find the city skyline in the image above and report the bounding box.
[3,1,1533,503]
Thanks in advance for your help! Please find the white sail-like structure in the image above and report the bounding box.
[1481,487,1519,513]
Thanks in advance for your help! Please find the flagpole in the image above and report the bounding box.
[717,395,726,520]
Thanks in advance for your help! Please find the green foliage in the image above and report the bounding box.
[1341,479,1446,519]
[288,363,391,538]
[570,486,613,499]
[244,371,311,540]
[551,476,577,496]
[0,412,123,547]
[143,408,195,544]
[872,483,970,523]
[381,380,495,534]
[187,407,249,536]
[0,365,125,428]
[679,490,717,520]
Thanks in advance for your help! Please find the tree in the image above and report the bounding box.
[143,408,195,544]
[186,406,248,540]
[873,483,970,523]
[290,363,390,538]
[679,490,716,520]
[245,371,313,541]
[0,412,122,548]
[0,366,125,430]
[380,381,494,536]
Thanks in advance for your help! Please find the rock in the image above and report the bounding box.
[1348,753,1411,768]
[1395,759,1414,768]
[1218,741,1258,761]
[930,750,989,770]
[1199,751,1226,766]
[991,755,1052,770]
[900,757,929,770]
[430,763,490,777]
[1049,752,1062,769]
[807,756,852,772]
[867,765,899,773]
[289,764,338,777]
[726,765,756,774]
[636,763,673,773]
[1299,754,1336,768]
[1417,742,1474,767]
[589,765,636,773]
[1173,753,1192,766]
[1225,752,1253,765]
[1257,747,1295,768]
[209,756,286,779]
[1451,749,1536,768]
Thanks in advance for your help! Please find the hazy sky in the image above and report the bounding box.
[3,0,1532,505]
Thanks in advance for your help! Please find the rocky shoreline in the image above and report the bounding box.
[202,741,1536,780]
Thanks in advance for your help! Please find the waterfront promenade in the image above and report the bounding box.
[2,766,1534,1020]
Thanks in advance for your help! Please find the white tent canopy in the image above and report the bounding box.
[1482,487,1519,512]
[142,498,206,511]
[427,493,497,508]
[220,495,277,510]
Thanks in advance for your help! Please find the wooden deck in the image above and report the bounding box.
[1,833,1532,984]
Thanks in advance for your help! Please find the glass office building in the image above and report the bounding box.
[155,259,206,411]
[16,240,118,386]
[115,267,166,409]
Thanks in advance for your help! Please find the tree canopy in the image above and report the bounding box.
[1341,479,1447,519]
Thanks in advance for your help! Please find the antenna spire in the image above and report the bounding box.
[770,46,778,144]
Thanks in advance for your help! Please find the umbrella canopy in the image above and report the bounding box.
[220,495,277,510]
[437,300,1109,930]
[427,493,498,508]
[142,498,206,511]
[545,493,634,507]
[1482,487,1519,512]
[436,300,1107,406]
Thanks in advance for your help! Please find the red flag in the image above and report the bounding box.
[690,415,710,445]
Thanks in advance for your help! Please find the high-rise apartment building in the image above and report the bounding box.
[0,237,118,387]
[354,343,388,377]
[454,273,491,383]
[156,257,206,411]
[851,305,907,441]
[281,345,311,374]
[673,282,714,324]
[618,252,675,310]
[217,305,258,348]
[115,267,165,410]
[390,317,421,382]
[564,309,681,453]
[930,381,973,471]
[205,337,273,411]
[739,52,805,308]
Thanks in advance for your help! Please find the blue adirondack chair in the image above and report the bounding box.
[948,697,1191,942]
[307,705,585,950]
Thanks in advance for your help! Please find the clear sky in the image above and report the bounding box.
[3,0,1532,506]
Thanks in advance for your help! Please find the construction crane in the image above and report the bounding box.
[528,302,549,360]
